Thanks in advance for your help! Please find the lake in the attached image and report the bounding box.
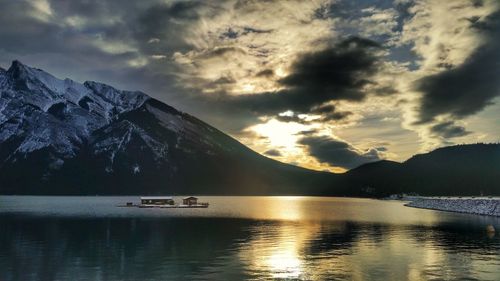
[1,196,499,280]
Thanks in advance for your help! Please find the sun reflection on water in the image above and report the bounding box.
[267,251,302,279]
[223,197,500,280]
[233,197,317,279]
[239,222,312,280]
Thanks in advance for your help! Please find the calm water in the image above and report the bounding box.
[1,196,499,281]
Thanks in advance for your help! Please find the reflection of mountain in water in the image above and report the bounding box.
[0,217,255,280]
[1,215,499,280]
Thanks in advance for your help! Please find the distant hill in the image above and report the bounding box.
[342,143,500,197]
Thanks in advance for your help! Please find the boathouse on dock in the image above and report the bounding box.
[141,196,174,205]
[182,196,198,206]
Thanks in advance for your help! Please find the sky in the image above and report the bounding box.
[0,0,499,172]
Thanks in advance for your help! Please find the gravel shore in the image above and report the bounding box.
[405,198,500,217]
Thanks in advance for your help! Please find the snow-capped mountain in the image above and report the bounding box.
[0,61,147,161]
[0,61,335,195]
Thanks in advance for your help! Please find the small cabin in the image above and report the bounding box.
[141,196,174,205]
[182,196,198,206]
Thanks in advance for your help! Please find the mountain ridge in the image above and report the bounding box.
[0,60,336,195]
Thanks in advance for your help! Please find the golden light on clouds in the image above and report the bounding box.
[240,118,349,173]
[170,0,334,96]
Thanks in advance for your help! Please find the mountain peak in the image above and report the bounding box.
[6,60,78,96]
[7,60,30,78]
[10,59,26,69]
[2,61,149,120]
[7,60,41,76]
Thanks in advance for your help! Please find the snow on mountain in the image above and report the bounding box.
[0,60,248,186]
[0,61,150,165]
[91,119,169,172]
[84,81,148,119]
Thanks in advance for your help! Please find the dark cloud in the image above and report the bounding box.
[240,103,352,126]
[213,76,236,85]
[296,129,318,136]
[278,36,383,103]
[242,26,272,35]
[299,136,381,169]
[223,36,387,117]
[320,111,353,122]
[273,104,352,124]
[430,121,471,138]
[221,28,239,39]
[311,104,336,114]
[0,2,82,55]
[414,10,500,124]
[275,114,308,124]
[373,86,398,96]
[220,26,272,40]
[255,69,274,78]
[132,1,219,55]
[311,104,352,122]
[264,149,282,157]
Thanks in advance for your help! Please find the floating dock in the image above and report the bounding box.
[119,196,209,208]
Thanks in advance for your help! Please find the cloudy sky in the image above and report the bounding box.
[1,0,499,172]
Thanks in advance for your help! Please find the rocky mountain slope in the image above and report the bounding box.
[0,61,336,195]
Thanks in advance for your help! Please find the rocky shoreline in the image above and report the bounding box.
[405,198,500,217]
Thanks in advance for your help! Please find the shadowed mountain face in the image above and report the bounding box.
[0,61,336,195]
